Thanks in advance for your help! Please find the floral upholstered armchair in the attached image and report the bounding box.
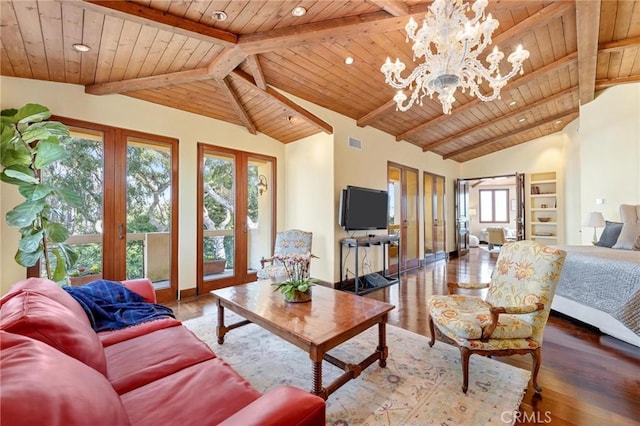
[257,229,313,281]
[427,240,566,393]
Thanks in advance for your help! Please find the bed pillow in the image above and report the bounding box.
[596,221,623,248]
[619,204,640,224]
[612,223,640,250]
[635,235,640,251]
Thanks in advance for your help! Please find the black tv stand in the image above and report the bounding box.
[339,234,401,295]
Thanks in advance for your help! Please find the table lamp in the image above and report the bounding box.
[584,211,605,244]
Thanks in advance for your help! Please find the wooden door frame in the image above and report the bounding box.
[197,143,277,294]
[423,171,447,263]
[388,161,420,271]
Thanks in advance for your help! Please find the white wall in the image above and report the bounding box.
[284,132,335,283]
[0,76,286,294]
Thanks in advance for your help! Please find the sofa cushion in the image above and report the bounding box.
[106,325,216,394]
[99,317,182,347]
[2,278,89,323]
[121,357,261,426]
[0,331,130,426]
[0,291,107,375]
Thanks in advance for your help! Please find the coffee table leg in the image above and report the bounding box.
[216,301,226,344]
[378,321,388,368]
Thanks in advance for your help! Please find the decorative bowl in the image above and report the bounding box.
[538,217,551,222]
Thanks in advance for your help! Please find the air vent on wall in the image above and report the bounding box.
[348,137,362,150]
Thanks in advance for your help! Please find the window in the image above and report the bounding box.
[479,189,509,223]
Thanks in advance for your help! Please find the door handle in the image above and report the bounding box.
[119,224,124,240]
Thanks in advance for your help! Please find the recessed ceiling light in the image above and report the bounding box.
[555,120,562,124]
[345,57,354,65]
[509,101,517,106]
[212,10,227,21]
[292,6,307,17]
[72,43,91,53]
[287,116,297,123]
[518,117,526,123]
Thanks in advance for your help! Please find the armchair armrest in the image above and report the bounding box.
[482,303,544,339]
[120,278,156,303]
[447,282,490,294]
[218,386,325,426]
[260,256,275,269]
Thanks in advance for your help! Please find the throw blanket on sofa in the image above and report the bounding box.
[64,280,175,332]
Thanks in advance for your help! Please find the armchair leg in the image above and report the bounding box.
[428,315,435,347]
[531,347,542,393]
[459,347,471,394]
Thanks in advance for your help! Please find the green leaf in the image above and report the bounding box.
[15,246,43,267]
[0,145,32,168]
[22,122,69,144]
[19,183,54,200]
[43,220,69,243]
[34,139,65,168]
[6,199,46,227]
[1,165,38,185]
[18,230,44,253]
[51,248,67,282]
[56,243,78,270]
[14,104,51,125]
[54,187,83,208]
[1,121,22,147]
[1,108,18,117]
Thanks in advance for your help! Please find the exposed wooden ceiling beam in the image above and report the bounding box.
[85,68,211,95]
[207,46,247,80]
[396,51,578,141]
[246,55,267,91]
[369,0,409,16]
[422,86,578,152]
[357,100,396,127]
[220,77,257,135]
[230,70,333,136]
[576,0,601,106]
[595,75,640,90]
[81,1,237,47]
[598,35,640,54]
[443,109,579,160]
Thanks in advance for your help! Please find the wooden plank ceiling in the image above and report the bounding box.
[1,0,639,162]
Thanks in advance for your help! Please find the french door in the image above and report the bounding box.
[37,118,179,302]
[424,172,446,263]
[388,162,420,271]
[197,144,275,293]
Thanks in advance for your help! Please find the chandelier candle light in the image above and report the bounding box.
[380,0,530,114]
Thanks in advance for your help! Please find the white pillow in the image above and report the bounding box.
[612,223,640,250]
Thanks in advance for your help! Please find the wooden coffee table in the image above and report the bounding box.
[211,280,395,399]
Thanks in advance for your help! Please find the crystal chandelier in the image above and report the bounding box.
[380,0,530,114]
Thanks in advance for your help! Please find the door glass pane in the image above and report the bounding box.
[435,176,446,253]
[424,174,434,255]
[126,138,173,289]
[406,169,419,261]
[247,158,273,274]
[387,166,401,266]
[41,128,104,285]
[202,152,235,280]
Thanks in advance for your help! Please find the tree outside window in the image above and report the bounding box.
[479,189,509,223]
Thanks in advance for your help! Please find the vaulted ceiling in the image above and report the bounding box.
[1,1,639,162]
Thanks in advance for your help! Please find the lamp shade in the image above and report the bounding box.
[584,211,605,228]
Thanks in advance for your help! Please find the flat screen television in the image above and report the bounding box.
[339,186,389,231]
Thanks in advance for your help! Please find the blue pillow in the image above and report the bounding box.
[596,221,623,248]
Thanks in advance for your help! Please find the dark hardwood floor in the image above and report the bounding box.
[166,247,640,425]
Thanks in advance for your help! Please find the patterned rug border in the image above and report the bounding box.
[184,313,530,425]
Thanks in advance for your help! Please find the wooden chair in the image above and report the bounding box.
[427,240,567,393]
[257,229,312,280]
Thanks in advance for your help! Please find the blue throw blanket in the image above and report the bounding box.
[64,279,175,332]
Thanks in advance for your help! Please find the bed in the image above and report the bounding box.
[551,204,640,347]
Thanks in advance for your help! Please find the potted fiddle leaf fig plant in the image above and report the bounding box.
[1,103,81,283]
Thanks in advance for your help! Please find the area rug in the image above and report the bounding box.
[184,312,529,425]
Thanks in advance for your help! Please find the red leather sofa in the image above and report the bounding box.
[0,278,325,426]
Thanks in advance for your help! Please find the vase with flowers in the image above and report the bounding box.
[271,252,317,303]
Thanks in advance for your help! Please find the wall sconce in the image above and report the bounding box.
[469,208,477,217]
[257,175,268,196]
